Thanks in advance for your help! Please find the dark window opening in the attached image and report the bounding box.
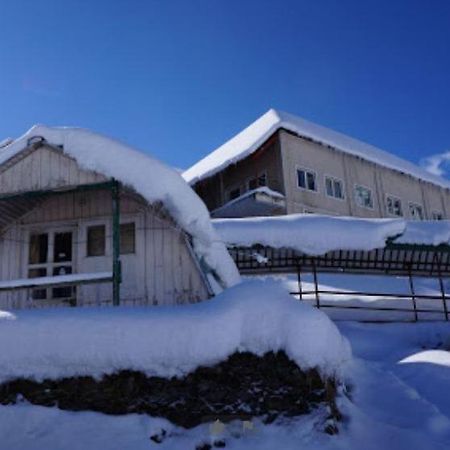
[29,234,48,264]
[87,225,106,257]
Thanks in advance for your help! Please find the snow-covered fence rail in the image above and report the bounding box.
[228,245,450,322]
[0,272,113,308]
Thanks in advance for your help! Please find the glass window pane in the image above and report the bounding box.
[325,178,333,196]
[28,268,47,300]
[54,232,72,263]
[297,170,306,188]
[334,180,343,199]
[120,223,135,254]
[229,188,240,200]
[52,266,73,298]
[29,234,48,264]
[87,225,106,257]
[306,172,316,191]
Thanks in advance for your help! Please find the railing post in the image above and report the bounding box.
[408,267,418,322]
[112,179,121,306]
[312,260,320,309]
[297,263,303,300]
[437,266,448,322]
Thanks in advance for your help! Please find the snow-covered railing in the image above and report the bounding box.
[0,272,113,292]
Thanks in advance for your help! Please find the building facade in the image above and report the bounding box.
[185,110,450,220]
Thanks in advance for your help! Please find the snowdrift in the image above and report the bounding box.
[0,280,351,382]
[213,214,450,255]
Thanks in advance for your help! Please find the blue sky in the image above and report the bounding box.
[1,0,449,176]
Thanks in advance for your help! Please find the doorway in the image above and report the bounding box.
[27,227,77,304]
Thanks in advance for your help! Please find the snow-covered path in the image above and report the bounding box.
[337,322,450,450]
[0,322,450,449]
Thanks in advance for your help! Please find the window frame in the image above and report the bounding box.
[408,202,425,221]
[354,184,374,210]
[86,224,106,257]
[385,194,403,217]
[324,175,345,200]
[296,166,318,193]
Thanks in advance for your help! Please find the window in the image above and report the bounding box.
[297,168,317,191]
[87,225,106,257]
[120,223,135,254]
[409,203,424,221]
[325,176,344,199]
[432,211,444,221]
[29,233,48,264]
[228,188,241,201]
[386,196,403,217]
[248,173,267,191]
[354,185,373,209]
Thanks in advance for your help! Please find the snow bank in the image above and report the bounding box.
[183,109,450,189]
[214,214,406,255]
[0,126,240,292]
[0,279,351,382]
[395,221,450,246]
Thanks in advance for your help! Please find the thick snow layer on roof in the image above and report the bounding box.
[0,125,240,291]
[0,279,351,382]
[183,109,450,189]
[213,214,406,255]
[395,221,450,246]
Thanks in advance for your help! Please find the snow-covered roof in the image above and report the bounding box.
[183,109,450,189]
[0,125,240,292]
[213,214,450,255]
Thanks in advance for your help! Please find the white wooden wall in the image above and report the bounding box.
[0,146,210,309]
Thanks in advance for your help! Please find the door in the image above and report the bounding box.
[27,227,77,305]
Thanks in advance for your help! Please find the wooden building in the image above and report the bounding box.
[184,109,450,220]
[0,126,238,309]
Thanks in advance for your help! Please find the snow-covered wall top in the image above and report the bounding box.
[183,109,450,189]
[0,125,240,291]
[213,214,450,255]
[0,280,351,381]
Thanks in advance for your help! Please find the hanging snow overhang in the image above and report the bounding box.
[211,187,286,218]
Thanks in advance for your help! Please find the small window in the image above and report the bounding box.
[29,233,48,264]
[228,188,241,201]
[87,225,106,257]
[248,173,267,191]
[325,176,344,199]
[354,185,373,209]
[120,223,135,254]
[409,203,424,221]
[297,168,317,191]
[432,211,444,221]
[386,196,403,217]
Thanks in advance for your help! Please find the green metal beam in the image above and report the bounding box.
[0,181,116,203]
[111,179,121,306]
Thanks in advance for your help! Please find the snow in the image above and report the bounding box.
[183,109,450,189]
[396,220,450,246]
[214,214,450,254]
[212,186,285,212]
[214,214,406,255]
[0,125,240,292]
[2,320,450,449]
[0,272,112,289]
[275,273,449,322]
[0,279,351,382]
